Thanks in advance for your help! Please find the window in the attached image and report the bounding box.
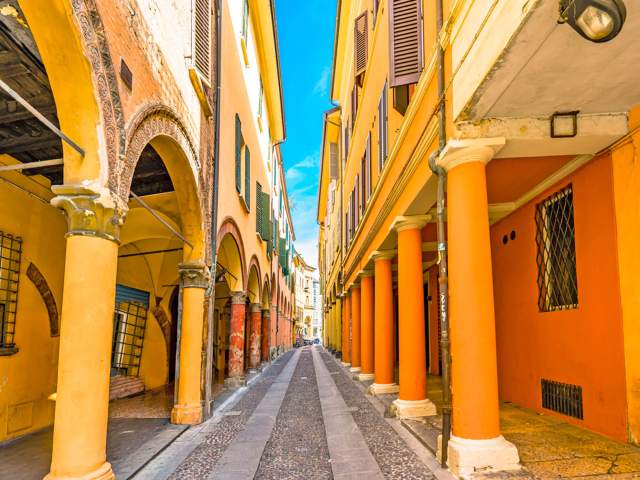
[0,232,22,354]
[535,185,578,312]
[329,142,338,180]
[378,81,389,171]
[193,0,211,80]
[111,285,149,376]
[242,0,249,41]
[373,0,381,25]
[235,114,251,210]
[344,125,350,162]
[354,11,368,79]
[351,85,358,130]
[256,182,271,242]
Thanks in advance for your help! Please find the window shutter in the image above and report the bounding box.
[263,192,271,242]
[256,182,263,237]
[373,0,381,25]
[329,142,338,180]
[344,125,350,161]
[194,0,211,80]
[389,0,423,87]
[235,114,242,192]
[351,86,358,129]
[378,81,388,171]
[354,12,368,78]
[242,0,249,40]
[245,146,251,210]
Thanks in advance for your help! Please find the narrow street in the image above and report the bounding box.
[134,347,444,480]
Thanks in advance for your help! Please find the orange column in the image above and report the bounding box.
[358,274,375,381]
[249,303,262,370]
[341,293,351,365]
[393,216,436,418]
[441,144,519,476]
[261,309,270,363]
[349,286,362,373]
[370,252,399,395]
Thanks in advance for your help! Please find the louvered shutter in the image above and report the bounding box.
[256,182,263,237]
[351,86,358,129]
[373,0,380,25]
[194,0,211,80]
[245,146,251,210]
[261,191,271,241]
[329,142,338,180]
[354,12,368,78]
[235,114,242,192]
[378,82,389,171]
[344,126,350,161]
[389,0,423,87]
[366,134,372,201]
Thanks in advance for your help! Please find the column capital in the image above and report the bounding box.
[51,185,127,243]
[436,137,505,171]
[370,249,396,262]
[392,215,432,232]
[230,291,246,304]
[262,308,271,317]
[249,303,261,313]
[179,261,210,289]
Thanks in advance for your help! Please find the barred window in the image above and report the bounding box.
[535,185,578,312]
[0,232,22,354]
[111,285,149,376]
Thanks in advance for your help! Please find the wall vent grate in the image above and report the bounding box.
[541,378,583,419]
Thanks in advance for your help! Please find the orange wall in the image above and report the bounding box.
[491,153,628,441]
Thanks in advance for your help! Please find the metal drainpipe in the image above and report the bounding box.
[204,0,223,419]
[428,0,452,467]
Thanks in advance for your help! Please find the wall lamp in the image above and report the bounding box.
[559,0,627,42]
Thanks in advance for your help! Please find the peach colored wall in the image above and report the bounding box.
[491,153,628,441]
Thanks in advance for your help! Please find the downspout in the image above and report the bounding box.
[428,0,452,467]
[204,0,223,419]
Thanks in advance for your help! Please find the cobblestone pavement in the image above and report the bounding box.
[318,350,435,480]
[164,346,439,479]
[255,347,332,479]
[168,351,294,479]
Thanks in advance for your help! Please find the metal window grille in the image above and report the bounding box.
[0,232,22,351]
[535,185,578,312]
[541,378,583,419]
[111,285,149,376]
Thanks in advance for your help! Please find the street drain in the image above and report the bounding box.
[345,407,358,412]
[223,410,242,416]
[300,376,308,380]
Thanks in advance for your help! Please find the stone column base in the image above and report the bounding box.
[224,376,247,389]
[368,383,400,395]
[392,398,437,419]
[341,362,351,367]
[349,366,361,373]
[45,461,114,480]
[357,372,375,381]
[447,435,521,479]
[171,403,202,425]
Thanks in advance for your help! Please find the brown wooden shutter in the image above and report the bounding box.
[366,134,372,201]
[389,0,423,87]
[351,86,358,129]
[194,0,211,80]
[354,11,368,78]
[329,142,338,180]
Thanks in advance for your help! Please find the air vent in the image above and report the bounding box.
[541,378,583,419]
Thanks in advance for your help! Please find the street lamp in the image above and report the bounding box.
[559,0,627,42]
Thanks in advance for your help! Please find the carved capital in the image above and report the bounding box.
[249,303,261,313]
[51,185,126,242]
[179,262,210,289]
[262,309,271,318]
[231,291,246,305]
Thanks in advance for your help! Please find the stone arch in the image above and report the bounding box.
[217,218,246,292]
[262,275,270,309]
[21,0,124,185]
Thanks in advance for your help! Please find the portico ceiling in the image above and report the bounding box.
[462,0,640,121]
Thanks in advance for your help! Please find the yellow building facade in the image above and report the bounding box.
[319,0,640,476]
[0,0,295,478]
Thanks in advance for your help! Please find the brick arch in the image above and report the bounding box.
[246,254,262,301]
[216,217,247,291]
[26,263,59,337]
[118,104,199,202]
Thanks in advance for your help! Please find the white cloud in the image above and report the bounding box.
[312,66,330,97]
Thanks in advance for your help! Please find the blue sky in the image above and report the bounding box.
[275,0,337,268]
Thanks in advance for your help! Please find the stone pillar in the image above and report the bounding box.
[349,286,361,373]
[226,292,247,387]
[392,216,436,418]
[172,261,210,425]
[46,186,125,480]
[341,293,351,366]
[249,303,262,371]
[370,251,399,395]
[335,297,342,356]
[358,274,375,381]
[329,303,335,350]
[440,143,520,476]
[261,308,270,363]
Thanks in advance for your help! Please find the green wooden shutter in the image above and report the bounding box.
[256,182,263,237]
[262,192,271,241]
[235,114,242,192]
[245,146,251,210]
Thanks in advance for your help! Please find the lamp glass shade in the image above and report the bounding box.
[576,5,615,40]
